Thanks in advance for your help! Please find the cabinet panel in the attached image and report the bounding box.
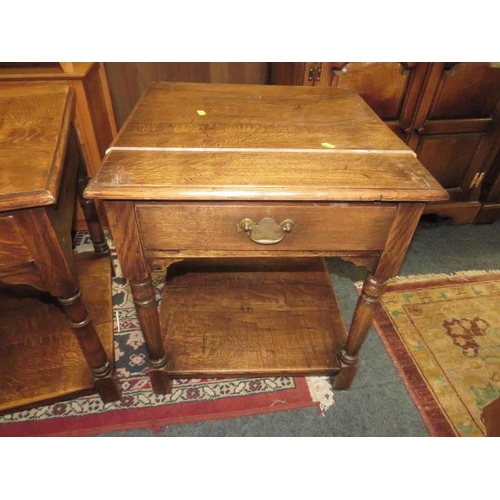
[330,63,420,119]
[416,134,482,197]
[327,62,429,141]
[427,63,500,120]
[475,148,500,223]
[409,63,500,206]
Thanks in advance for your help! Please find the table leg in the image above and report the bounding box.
[73,128,110,256]
[104,201,173,395]
[16,208,122,403]
[58,288,121,402]
[130,277,172,394]
[333,203,425,389]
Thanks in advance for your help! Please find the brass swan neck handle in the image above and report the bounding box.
[236,217,297,245]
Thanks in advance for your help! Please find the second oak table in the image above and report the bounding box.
[85,82,448,394]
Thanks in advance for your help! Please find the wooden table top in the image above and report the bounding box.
[86,82,448,203]
[0,85,74,211]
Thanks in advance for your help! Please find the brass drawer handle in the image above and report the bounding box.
[236,217,297,245]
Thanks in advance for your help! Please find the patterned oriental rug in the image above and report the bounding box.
[367,270,500,437]
[0,233,334,437]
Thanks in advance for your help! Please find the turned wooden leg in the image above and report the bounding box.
[78,196,110,256]
[104,200,174,395]
[75,129,110,257]
[333,274,387,389]
[58,289,121,403]
[16,206,121,404]
[333,202,426,390]
[130,277,173,394]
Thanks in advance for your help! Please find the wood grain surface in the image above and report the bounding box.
[159,257,345,377]
[0,253,114,413]
[111,82,413,153]
[104,63,269,129]
[86,83,448,203]
[136,202,397,253]
[87,150,447,202]
[0,85,74,211]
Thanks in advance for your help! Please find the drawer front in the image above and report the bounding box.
[136,203,398,252]
[0,214,32,271]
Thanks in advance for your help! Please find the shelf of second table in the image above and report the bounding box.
[0,253,114,414]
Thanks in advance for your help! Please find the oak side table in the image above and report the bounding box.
[85,82,448,395]
[0,85,121,412]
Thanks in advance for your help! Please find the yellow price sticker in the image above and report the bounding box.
[197,110,207,116]
[321,142,336,148]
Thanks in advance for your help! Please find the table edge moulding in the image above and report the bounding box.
[85,82,448,395]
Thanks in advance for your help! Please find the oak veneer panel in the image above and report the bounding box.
[0,85,74,211]
[136,203,397,252]
[159,258,344,377]
[0,253,114,413]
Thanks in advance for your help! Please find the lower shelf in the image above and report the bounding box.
[159,257,346,378]
[0,253,114,413]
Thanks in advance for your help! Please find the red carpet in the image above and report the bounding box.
[0,376,315,436]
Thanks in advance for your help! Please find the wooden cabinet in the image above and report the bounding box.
[270,62,500,223]
[475,147,500,223]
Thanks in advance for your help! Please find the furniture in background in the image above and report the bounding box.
[85,82,447,394]
[270,62,500,224]
[0,62,118,229]
[481,397,500,436]
[0,85,120,413]
[475,147,500,223]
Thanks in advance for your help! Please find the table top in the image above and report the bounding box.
[0,85,75,211]
[86,82,448,203]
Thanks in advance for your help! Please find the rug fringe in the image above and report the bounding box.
[355,269,500,288]
[306,376,335,415]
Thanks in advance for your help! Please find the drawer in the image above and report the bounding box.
[135,202,398,252]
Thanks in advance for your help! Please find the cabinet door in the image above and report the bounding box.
[328,62,429,141]
[408,62,500,202]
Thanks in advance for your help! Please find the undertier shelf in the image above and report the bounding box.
[0,253,114,413]
[159,257,347,378]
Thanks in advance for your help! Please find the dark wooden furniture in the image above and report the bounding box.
[271,62,500,224]
[481,397,500,436]
[475,147,500,223]
[85,82,447,394]
[0,85,121,413]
